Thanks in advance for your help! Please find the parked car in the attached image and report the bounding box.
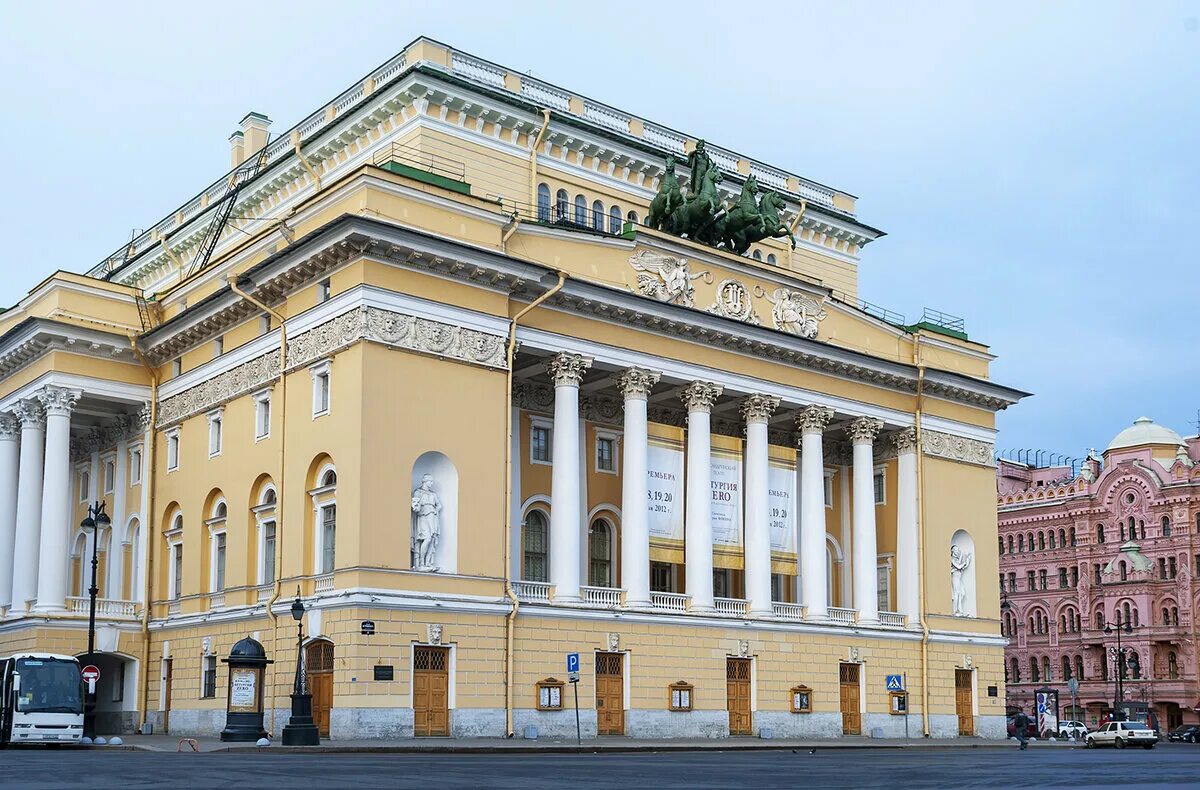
[1086,721,1157,749]
[1007,716,1038,739]
[1167,724,1200,743]
[1058,721,1088,739]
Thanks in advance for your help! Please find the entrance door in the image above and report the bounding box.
[955,669,974,736]
[839,663,861,735]
[305,640,334,738]
[413,646,449,736]
[595,652,625,735]
[726,658,752,735]
[162,659,173,734]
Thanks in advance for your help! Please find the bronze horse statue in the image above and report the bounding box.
[646,155,683,232]
[670,165,723,241]
[720,178,796,255]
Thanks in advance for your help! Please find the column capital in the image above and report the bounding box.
[847,416,884,446]
[616,367,660,400]
[740,394,780,425]
[0,413,18,440]
[680,381,723,413]
[545,352,592,387]
[795,405,834,436]
[37,386,80,418]
[893,427,918,454]
[13,399,45,430]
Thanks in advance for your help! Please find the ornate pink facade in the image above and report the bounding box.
[998,418,1200,730]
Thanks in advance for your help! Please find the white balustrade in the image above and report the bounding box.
[257,585,272,602]
[771,601,807,621]
[879,611,908,628]
[583,101,631,133]
[650,591,690,612]
[828,607,858,626]
[714,597,749,617]
[643,123,687,154]
[520,79,571,111]
[581,586,623,608]
[66,596,137,619]
[209,593,225,609]
[314,574,334,593]
[513,580,553,603]
[451,52,507,88]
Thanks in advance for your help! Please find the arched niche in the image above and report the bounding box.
[411,451,458,574]
[950,529,977,617]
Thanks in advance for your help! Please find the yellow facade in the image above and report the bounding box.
[0,37,1024,740]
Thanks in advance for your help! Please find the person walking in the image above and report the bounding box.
[1013,710,1031,750]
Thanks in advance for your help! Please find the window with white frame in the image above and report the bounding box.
[320,503,336,574]
[254,390,271,440]
[877,561,891,612]
[595,432,618,474]
[255,488,278,586]
[201,654,217,698]
[523,510,549,582]
[103,458,115,495]
[530,418,552,464]
[128,445,143,486]
[313,468,337,575]
[873,466,886,506]
[824,470,835,508]
[207,409,223,457]
[213,532,227,592]
[166,428,180,471]
[78,467,90,502]
[310,361,331,417]
[170,541,183,600]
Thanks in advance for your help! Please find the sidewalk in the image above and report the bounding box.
[84,734,1046,754]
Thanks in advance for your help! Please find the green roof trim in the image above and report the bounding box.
[379,161,471,195]
[904,321,968,341]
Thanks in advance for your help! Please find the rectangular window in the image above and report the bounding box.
[712,568,730,598]
[171,359,182,378]
[78,469,90,502]
[1058,567,1068,588]
[1095,564,1103,585]
[112,661,126,703]
[1039,569,1048,590]
[208,412,222,457]
[212,336,224,358]
[1027,570,1036,590]
[771,573,784,603]
[1008,572,1017,592]
[214,533,226,592]
[320,505,336,574]
[262,523,276,584]
[317,278,331,303]
[311,362,331,417]
[873,470,885,505]
[201,655,217,699]
[103,460,115,495]
[1169,556,1177,578]
[530,424,551,464]
[651,561,673,593]
[166,429,180,471]
[1159,558,1167,579]
[171,544,183,600]
[1070,566,1079,587]
[877,564,890,612]
[596,436,616,473]
[824,474,834,508]
[129,446,142,486]
[254,392,271,440]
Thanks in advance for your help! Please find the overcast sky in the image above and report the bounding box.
[1,1,1197,459]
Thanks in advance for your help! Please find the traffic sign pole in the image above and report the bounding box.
[573,676,581,745]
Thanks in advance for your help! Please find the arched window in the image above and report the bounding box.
[1018,534,1025,552]
[1030,657,1040,683]
[1119,561,1128,581]
[1172,606,1179,625]
[609,205,622,234]
[1075,655,1084,681]
[1010,657,1020,684]
[1008,535,1015,554]
[1133,607,1139,627]
[125,518,141,602]
[1096,524,1105,544]
[1043,656,1051,682]
[767,253,776,264]
[752,249,762,261]
[1138,520,1144,539]
[208,500,228,594]
[1196,512,1200,534]
[1027,532,1034,550]
[315,469,337,575]
[1095,609,1105,629]
[626,209,638,225]
[555,189,569,222]
[1049,531,1056,549]
[1038,532,1045,551]
[1059,528,1067,547]
[523,510,549,582]
[1122,601,1132,625]
[573,194,586,225]
[537,183,551,221]
[256,485,278,587]
[1070,527,1076,546]
[1162,516,1171,537]
[1163,607,1170,625]
[591,200,605,231]
[1062,655,1071,680]
[588,519,613,588]
[999,537,1005,555]
[1075,611,1082,632]
[1168,652,1179,679]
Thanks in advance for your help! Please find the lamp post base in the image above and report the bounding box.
[281,692,320,745]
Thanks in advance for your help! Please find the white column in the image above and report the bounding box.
[681,381,722,612]
[134,405,152,604]
[34,386,78,613]
[108,428,129,600]
[546,352,591,602]
[894,428,920,624]
[0,415,20,614]
[10,400,45,612]
[849,416,884,624]
[618,368,659,608]
[797,406,833,620]
[742,395,779,617]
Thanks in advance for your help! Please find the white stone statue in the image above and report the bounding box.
[950,544,972,616]
[411,474,442,571]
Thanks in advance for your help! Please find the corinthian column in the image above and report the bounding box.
[894,428,920,624]
[618,367,659,607]
[546,352,591,602]
[797,405,833,619]
[681,381,722,612]
[849,416,884,624]
[0,414,20,613]
[10,400,45,612]
[742,394,779,617]
[34,386,79,612]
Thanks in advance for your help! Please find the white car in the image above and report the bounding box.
[1086,721,1157,749]
[1058,721,1088,739]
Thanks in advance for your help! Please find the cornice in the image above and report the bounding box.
[0,318,139,385]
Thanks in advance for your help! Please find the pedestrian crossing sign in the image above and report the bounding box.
[886,674,904,691]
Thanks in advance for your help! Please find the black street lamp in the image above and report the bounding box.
[1104,617,1137,721]
[79,501,110,740]
[280,588,319,745]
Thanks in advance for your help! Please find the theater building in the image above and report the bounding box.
[0,37,1024,739]
[998,418,1200,730]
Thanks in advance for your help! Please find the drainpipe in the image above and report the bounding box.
[503,270,566,737]
[527,110,552,210]
[293,136,322,193]
[786,199,807,272]
[914,332,932,737]
[126,334,158,734]
[227,275,289,736]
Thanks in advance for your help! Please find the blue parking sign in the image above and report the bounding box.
[566,652,580,674]
[886,674,904,691]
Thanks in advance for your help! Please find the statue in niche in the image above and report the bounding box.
[411,474,442,572]
[950,544,973,616]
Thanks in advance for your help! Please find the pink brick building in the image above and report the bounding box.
[998,418,1200,731]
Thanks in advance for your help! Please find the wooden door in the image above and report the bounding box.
[955,669,974,736]
[839,663,861,735]
[726,658,752,736]
[162,659,173,734]
[413,646,449,737]
[305,641,335,738]
[595,652,625,736]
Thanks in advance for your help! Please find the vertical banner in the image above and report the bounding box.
[710,451,742,546]
[646,440,684,541]
[768,461,796,553]
[1035,689,1059,737]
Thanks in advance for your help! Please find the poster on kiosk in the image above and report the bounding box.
[1035,687,1059,738]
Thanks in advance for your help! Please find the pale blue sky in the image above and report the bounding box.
[1,1,1197,458]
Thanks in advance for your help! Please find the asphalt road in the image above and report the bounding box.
[1,744,1197,788]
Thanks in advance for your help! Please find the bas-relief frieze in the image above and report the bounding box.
[155,306,508,427]
[922,429,994,468]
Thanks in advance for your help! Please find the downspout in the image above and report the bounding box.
[914,332,931,736]
[293,136,322,193]
[527,110,552,209]
[127,334,158,733]
[503,270,566,737]
[786,199,807,272]
[228,276,289,736]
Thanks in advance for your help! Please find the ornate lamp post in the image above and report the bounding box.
[280,588,319,745]
[1104,617,1136,720]
[79,501,110,740]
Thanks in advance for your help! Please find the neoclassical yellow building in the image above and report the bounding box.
[0,37,1026,739]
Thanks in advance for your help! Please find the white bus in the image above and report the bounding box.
[0,653,84,746]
